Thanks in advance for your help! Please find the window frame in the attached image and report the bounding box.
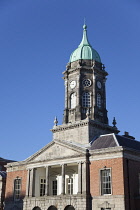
[52,180,57,195]
[100,168,112,196]
[13,177,22,201]
[82,92,91,108]
[97,93,102,108]
[82,79,92,87]
[67,177,73,195]
[40,177,46,196]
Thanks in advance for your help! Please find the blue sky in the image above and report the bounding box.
[0,0,140,161]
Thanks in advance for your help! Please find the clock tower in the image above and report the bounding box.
[52,24,119,145]
[63,24,108,124]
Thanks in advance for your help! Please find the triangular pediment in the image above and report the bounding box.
[25,139,87,163]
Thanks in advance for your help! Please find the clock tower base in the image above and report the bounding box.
[51,118,119,146]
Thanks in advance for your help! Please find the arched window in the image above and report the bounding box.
[70,93,76,109]
[64,205,75,210]
[48,206,57,210]
[82,92,91,107]
[32,207,41,210]
[97,93,101,108]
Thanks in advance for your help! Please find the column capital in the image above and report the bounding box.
[28,168,36,171]
[60,163,67,167]
[44,165,51,168]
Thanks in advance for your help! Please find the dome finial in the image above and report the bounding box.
[83,18,87,30]
[79,20,89,47]
[54,116,58,127]
[112,117,117,128]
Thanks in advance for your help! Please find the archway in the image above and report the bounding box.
[32,207,41,210]
[64,205,75,210]
[48,206,58,210]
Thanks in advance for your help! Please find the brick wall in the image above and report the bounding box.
[90,157,124,196]
[5,169,27,201]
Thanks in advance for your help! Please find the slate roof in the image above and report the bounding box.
[90,133,140,152]
[0,157,15,163]
[116,135,140,151]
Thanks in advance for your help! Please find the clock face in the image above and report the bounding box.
[97,81,102,89]
[82,79,91,87]
[70,80,76,89]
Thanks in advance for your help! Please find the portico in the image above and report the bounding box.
[25,161,88,198]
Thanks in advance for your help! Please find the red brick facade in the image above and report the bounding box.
[5,170,27,201]
[90,157,124,196]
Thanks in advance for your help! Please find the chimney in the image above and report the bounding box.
[123,131,135,140]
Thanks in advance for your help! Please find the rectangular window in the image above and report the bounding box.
[14,178,21,200]
[40,178,46,196]
[67,178,73,195]
[101,169,111,195]
[52,180,57,195]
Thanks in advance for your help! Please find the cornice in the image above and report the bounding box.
[90,146,140,162]
[63,65,108,77]
[6,154,87,170]
[89,146,123,155]
[51,119,120,134]
[51,120,88,132]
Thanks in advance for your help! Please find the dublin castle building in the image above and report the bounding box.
[4,25,140,210]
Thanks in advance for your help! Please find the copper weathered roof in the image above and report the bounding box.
[69,24,101,63]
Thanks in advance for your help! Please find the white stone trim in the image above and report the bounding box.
[113,133,120,146]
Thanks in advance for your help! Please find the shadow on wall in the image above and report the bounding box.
[4,195,24,210]
[4,197,76,210]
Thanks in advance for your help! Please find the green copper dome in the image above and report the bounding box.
[69,24,101,63]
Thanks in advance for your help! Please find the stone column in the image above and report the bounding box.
[61,164,65,195]
[78,162,82,194]
[29,168,35,197]
[45,166,50,196]
[82,161,87,194]
[26,169,30,196]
